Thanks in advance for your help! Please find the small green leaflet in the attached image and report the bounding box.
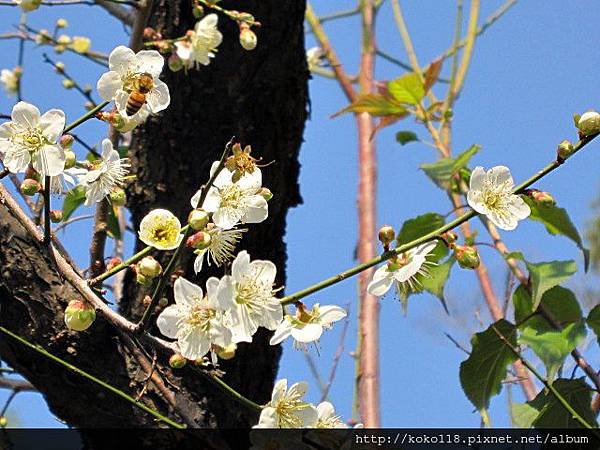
[459,319,518,411]
[420,144,480,189]
[62,185,87,221]
[106,205,122,240]
[331,93,407,118]
[586,304,600,345]
[388,73,425,105]
[525,197,590,271]
[395,131,418,146]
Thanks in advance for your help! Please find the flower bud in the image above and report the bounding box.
[0,416,7,428]
[168,54,184,72]
[441,231,458,245]
[216,343,237,360]
[557,140,574,161]
[20,178,42,196]
[136,272,153,287]
[142,295,152,306]
[62,79,75,89]
[109,188,127,207]
[64,149,76,169]
[188,208,210,230]
[577,110,600,136]
[137,256,162,279]
[24,165,40,181]
[83,84,92,95]
[169,353,187,369]
[56,18,68,28]
[64,299,96,331]
[528,189,555,208]
[158,297,169,308]
[378,225,395,247]
[56,35,71,45]
[19,0,41,12]
[192,5,204,18]
[50,210,63,223]
[454,245,480,270]
[186,231,211,250]
[70,36,91,54]
[239,28,258,51]
[36,29,51,44]
[106,257,122,271]
[60,134,74,148]
[258,187,273,201]
[54,62,66,73]
[84,101,95,111]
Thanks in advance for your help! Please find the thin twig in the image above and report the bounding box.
[53,213,95,233]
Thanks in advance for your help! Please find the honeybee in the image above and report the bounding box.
[126,72,154,116]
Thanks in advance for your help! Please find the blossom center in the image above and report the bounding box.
[186,302,215,330]
[219,185,246,209]
[275,396,309,428]
[147,220,179,246]
[14,128,46,151]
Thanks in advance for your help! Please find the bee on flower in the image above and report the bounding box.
[138,208,183,250]
[466,165,530,231]
[0,101,66,177]
[80,139,130,206]
[97,46,170,122]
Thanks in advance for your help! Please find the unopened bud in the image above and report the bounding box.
[60,134,74,148]
[258,187,272,201]
[70,36,91,54]
[83,84,92,94]
[50,210,63,223]
[20,178,42,196]
[158,297,169,308]
[378,225,395,246]
[84,101,95,111]
[109,188,127,207]
[188,208,210,230]
[56,18,68,28]
[441,231,458,245]
[142,295,152,306]
[137,256,162,279]
[557,140,574,161]
[216,343,237,360]
[62,79,75,89]
[577,110,600,136]
[64,299,96,331]
[136,272,153,287]
[169,353,187,369]
[528,189,555,208]
[19,0,41,11]
[192,5,204,18]
[168,54,184,72]
[186,231,211,250]
[54,62,66,73]
[0,416,7,428]
[239,28,258,51]
[63,150,76,169]
[106,257,122,271]
[56,35,71,45]
[454,245,480,270]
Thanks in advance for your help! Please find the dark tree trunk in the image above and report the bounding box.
[0,0,307,446]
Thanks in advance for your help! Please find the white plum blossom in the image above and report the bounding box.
[193,226,246,273]
[81,139,129,206]
[218,251,282,342]
[0,69,19,97]
[156,277,234,361]
[43,167,86,196]
[175,14,223,69]
[367,241,437,297]
[270,303,347,348]
[191,162,268,230]
[467,166,530,231]
[138,208,183,250]
[97,46,170,122]
[254,379,318,428]
[0,101,65,176]
[315,402,348,428]
[306,47,325,71]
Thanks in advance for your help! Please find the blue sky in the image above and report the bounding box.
[1,0,600,428]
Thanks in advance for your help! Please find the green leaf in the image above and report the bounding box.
[106,206,122,240]
[420,144,480,189]
[586,304,600,345]
[514,285,583,331]
[62,185,87,221]
[511,402,539,428]
[526,260,577,309]
[520,321,586,382]
[527,378,597,428]
[388,73,425,105]
[397,213,445,245]
[525,198,590,271]
[420,256,454,313]
[117,146,129,158]
[395,131,418,146]
[332,94,407,118]
[459,319,518,411]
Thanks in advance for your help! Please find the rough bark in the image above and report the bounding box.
[0,0,307,445]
